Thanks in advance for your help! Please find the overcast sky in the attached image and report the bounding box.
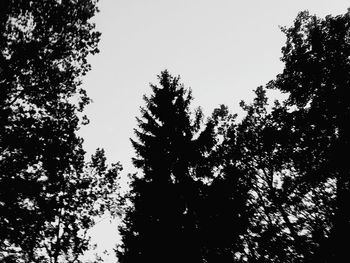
[79,1,349,261]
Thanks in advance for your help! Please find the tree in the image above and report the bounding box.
[0,1,121,262]
[198,105,253,263]
[117,71,215,263]
[267,9,350,261]
[231,87,334,262]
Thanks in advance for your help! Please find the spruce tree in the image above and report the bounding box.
[118,71,214,263]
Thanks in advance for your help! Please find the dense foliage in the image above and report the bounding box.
[117,71,216,263]
[266,9,350,261]
[2,2,350,262]
[0,1,120,262]
[119,9,350,263]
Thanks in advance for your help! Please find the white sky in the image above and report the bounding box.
[78,1,349,262]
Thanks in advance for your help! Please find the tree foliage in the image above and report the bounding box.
[0,1,121,262]
[118,71,217,263]
[119,72,253,263]
[3,2,349,262]
[231,87,334,262]
[119,8,350,263]
[267,9,350,261]
[200,105,253,263]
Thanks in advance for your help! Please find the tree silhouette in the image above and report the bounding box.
[116,9,350,263]
[228,87,334,262]
[198,105,253,263]
[0,1,121,262]
[267,9,350,261]
[118,71,216,263]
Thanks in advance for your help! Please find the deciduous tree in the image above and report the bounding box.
[0,1,121,262]
[267,9,350,261]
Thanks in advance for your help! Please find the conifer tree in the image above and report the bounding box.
[118,71,214,263]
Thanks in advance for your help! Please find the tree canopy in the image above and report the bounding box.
[119,8,350,263]
[2,3,350,263]
[0,1,121,262]
[267,9,350,261]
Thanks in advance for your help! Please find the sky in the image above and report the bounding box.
[78,1,350,261]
